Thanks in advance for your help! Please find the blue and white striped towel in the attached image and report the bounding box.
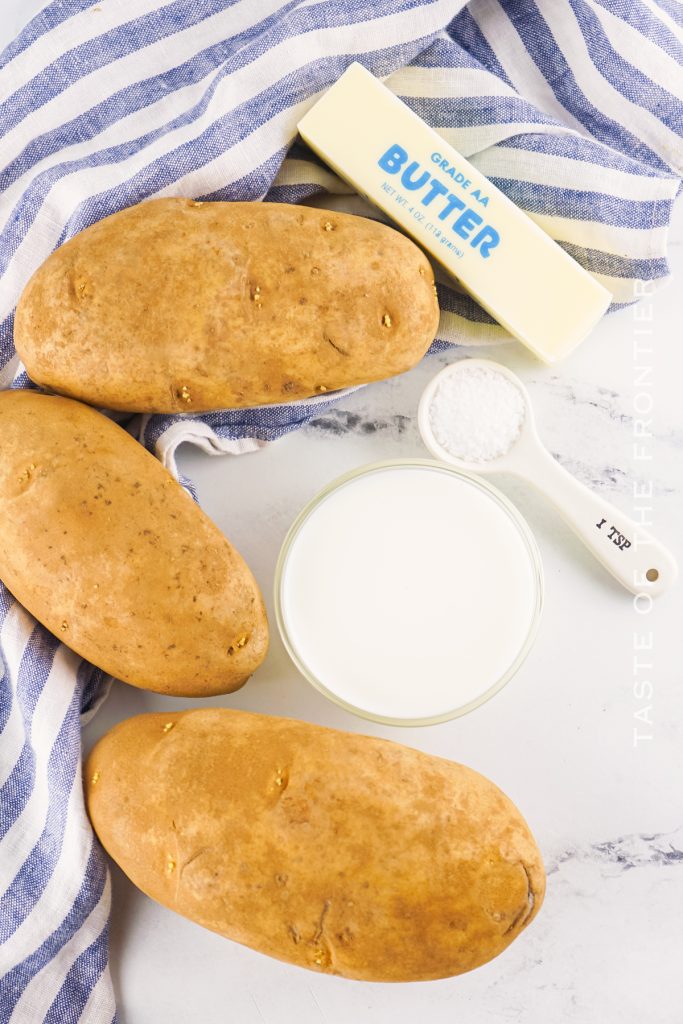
[1,1,681,1019]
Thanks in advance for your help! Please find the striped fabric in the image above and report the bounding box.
[0,0,681,1019]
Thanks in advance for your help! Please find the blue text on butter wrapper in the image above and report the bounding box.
[378,145,500,258]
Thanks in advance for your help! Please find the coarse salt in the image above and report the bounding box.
[429,363,525,462]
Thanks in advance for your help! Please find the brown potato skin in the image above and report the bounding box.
[85,709,545,981]
[14,198,440,413]
[0,392,267,695]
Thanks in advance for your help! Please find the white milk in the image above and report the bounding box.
[278,463,541,723]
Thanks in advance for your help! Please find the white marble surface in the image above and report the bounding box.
[80,203,683,1024]
[3,5,683,1020]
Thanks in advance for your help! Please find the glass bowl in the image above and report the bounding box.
[274,459,543,726]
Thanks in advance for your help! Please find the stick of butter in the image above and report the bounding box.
[298,63,612,363]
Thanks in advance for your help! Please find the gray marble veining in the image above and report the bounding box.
[548,826,683,875]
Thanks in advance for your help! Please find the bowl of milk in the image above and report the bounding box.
[274,460,543,726]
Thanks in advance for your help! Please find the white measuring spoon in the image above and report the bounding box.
[418,359,677,597]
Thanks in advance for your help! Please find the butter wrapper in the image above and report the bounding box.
[298,63,612,362]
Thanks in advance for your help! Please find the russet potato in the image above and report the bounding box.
[0,391,267,695]
[15,198,440,412]
[85,708,545,981]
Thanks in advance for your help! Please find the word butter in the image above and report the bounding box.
[298,63,612,362]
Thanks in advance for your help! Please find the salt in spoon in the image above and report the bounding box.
[418,358,677,598]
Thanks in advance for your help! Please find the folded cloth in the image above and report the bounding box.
[0,1,681,1019]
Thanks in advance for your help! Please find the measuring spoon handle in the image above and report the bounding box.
[521,447,677,597]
